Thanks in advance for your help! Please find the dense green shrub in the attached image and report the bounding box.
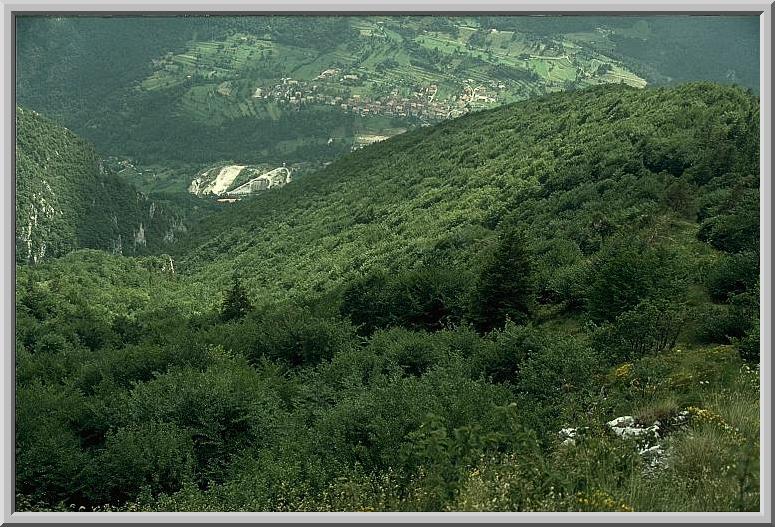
[71,343,202,396]
[735,324,760,364]
[662,176,698,220]
[516,337,603,435]
[119,360,285,485]
[341,266,471,335]
[593,299,687,363]
[32,332,72,355]
[468,322,547,384]
[312,362,512,473]
[220,275,253,321]
[367,328,452,377]
[698,189,759,253]
[16,383,90,505]
[693,291,758,344]
[586,235,684,322]
[397,413,504,510]
[541,254,589,310]
[110,314,144,346]
[705,251,759,302]
[84,422,194,504]
[235,306,357,367]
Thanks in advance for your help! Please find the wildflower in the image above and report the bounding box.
[615,363,633,380]
[685,406,745,443]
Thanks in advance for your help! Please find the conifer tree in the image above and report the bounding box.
[470,229,534,333]
[221,274,253,321]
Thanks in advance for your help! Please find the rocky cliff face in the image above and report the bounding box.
[17,177,59,264]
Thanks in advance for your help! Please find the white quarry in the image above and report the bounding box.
[188,164,292,200]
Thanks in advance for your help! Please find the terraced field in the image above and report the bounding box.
[138,18,647,130]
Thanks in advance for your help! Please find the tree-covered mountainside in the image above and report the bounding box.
[176,83,759,302]
[16,83,760,512]
[15,15,758,194]
[15,107,212,263]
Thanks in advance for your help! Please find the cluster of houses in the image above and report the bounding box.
[334,94,464,120]
[246,71,508,122]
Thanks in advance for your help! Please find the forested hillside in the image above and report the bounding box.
[15,107,209,263]
[15,83,760,512]
[177,83,759,302]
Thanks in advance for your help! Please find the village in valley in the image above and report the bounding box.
[129,17,648,200]
[247,70,499,123]
[141,17,646,124]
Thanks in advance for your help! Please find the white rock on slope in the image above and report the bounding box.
[559,427,578,446]
[606,416,660,439]
[558,426,590,446]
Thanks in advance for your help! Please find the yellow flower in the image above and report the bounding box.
[685,407,745,443]
[615,363,633,380]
